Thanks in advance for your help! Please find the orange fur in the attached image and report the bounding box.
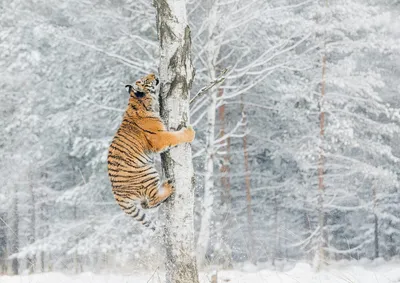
[107,73,195,230]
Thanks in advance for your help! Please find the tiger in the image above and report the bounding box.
[107,73,195,230]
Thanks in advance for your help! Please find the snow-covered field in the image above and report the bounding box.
[2,262,400,283]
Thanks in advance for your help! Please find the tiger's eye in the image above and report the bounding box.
[135,91,145,98]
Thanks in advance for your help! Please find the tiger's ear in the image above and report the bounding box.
[125,84,133,93]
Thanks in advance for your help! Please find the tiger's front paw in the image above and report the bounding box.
[183,126,195,143]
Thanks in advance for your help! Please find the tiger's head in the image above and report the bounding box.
[126,73,159,112]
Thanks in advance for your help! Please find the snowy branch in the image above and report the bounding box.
[190,68,228,106]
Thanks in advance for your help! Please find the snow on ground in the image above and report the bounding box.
[2,262,400,283]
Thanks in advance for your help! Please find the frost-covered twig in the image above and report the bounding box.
[192,148,206,159]
[190,68,228,106]
[61,36,147,72]
[81,98,125,113]
[213,114,247,144]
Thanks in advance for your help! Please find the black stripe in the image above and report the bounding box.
[109,167,157,177]
[115,134,152,163]
[118,203,134,210]
[115,198,131,204]
[111,184,129,189]
[108,160,147,170]
[113,190,140,198]
[117,130,149,157]
[108,160,125,167]
[138,214,145,221]
[132,209,140,218]
[108,173,133,179]
[144,177,159,188]
[108,167,146,174]
[134,175,159,186]
[126,206,137,213]
[111,175,158,187]
[135,170,158,180]
[149,188,157,198]
[117,127,142,146]
[142,176,159,185]
[109,146,145,165]
[110,180,131,184]
[113,191,131,197]
[112,138,151,163]
[109,154,145,169]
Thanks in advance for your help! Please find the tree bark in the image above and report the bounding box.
[372,185,379,258]
[196,74,217,268]
[314,0,329,271]
[216,89,233,268]
[315,50,327,272]
[240,95,255,264]
[0,212,7,274]
[26,175,36,273]
[196,1,224,266]
[272,188,279,266]
[154,0,199,282]
[11,189,19,275]
[39,200,49,272]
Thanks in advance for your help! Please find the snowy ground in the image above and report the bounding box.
[2,262,400,283]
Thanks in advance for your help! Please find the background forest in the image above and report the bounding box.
[1,0,400,275]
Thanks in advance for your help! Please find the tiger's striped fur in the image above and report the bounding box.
[107,73,195,230]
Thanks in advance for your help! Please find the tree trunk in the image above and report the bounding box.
[314,0,330,271]
[154,0,199,282]
[196,75,217,268]
[315,50,327,272]
[26,178,36,273]
[240,95,255,264]
[11,189,19,275]
[197,1,224,266]
[40,251,45,272]
[372,185,379,258]
[272,188,279,266]
[39,200,49,273]
[217,89,233,268]
[73,202,81,274]
[0,212,7,274]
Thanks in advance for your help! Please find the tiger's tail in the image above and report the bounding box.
[115,199,157,231]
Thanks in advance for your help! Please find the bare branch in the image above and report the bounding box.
[213,113,247,144]
[80,98,125,113]
[190,68,228,106]
[61,36,147,72]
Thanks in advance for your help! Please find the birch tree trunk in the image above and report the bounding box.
[372,184,379,258]
[39,201,49,272]
[0,212,7,274]
[315,49,327,272]
[216,89,233,268]
[153,0,199,282]
[240,96,255,264]
[196,1,223,267]
[272,188,279,266]
[11,189,19,275]
[196,77,217,268]
[315,1,329,271]
[26,178,36,273]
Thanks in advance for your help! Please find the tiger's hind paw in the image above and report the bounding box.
[163,179,175,194]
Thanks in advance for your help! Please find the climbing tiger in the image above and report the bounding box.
[107,73,195,230]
